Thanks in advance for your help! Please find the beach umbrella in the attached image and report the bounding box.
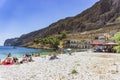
[66,48,72,51]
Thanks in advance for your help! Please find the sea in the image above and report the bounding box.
[0,46,55,59]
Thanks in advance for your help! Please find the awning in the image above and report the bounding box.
[104,42,118,46]
[90,42,103,46]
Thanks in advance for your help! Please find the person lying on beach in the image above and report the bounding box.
[20,58,26,64]
[4,53,13,64]
[20,54,34,64]
[34,53,40,57]
[27,53,34,62]
[26,53,34,62]
[13,57,19,64]
[49,53,58,60]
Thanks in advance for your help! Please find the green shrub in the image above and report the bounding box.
[112,32,120,53]
[71,69,78,74]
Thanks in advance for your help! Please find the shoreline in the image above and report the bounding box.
[0,46,56,60]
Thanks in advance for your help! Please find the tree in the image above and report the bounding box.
[33,31,67,50]
[61,31,67,39]
[112,32,120,53]
[34,38,40,44]
[49,37,60,49]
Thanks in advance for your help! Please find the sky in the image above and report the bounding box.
[0,0,99,45]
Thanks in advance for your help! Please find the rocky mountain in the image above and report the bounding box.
[4,0,120,46]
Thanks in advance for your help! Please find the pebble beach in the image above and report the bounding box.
[0,52,120,80]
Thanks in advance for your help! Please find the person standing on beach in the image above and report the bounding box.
[0,59,1,65]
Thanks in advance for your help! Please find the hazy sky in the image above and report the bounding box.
[0,0,99,45]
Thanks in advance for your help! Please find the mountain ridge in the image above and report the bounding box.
[4,0,120,46]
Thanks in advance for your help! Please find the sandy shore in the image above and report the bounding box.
[0,51,120,80]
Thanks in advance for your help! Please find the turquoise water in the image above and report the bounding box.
[0,46,54,59]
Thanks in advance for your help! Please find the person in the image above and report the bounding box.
[27,53,34,62]
[7,53,11,57]
[35,53,40,57]
[20,54,27,63]
[0,59,1,65]
[32,53,35,57]
[13,57,19,64]
[4,53,13,64]
[49,53,58,60]
[20,53,34,64]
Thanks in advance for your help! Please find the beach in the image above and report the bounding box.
[0,52,120,80]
